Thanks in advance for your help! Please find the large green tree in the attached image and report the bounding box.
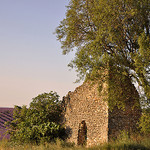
[56,0,150,104]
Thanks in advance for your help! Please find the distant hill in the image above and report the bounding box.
[0,107,14,140]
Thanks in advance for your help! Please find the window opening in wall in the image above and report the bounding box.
[77,120,87,145]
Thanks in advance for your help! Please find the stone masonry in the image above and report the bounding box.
[62,69,141,147]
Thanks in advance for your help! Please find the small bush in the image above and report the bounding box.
[6,91,66,144]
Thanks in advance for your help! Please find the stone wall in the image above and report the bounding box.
[108,105,141,140]
[62,71,141,146]
[63,81,108,146]
[108,67,142,139]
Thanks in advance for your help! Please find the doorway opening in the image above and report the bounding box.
[77,120,87,145]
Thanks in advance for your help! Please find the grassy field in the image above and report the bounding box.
[0,134,150,150]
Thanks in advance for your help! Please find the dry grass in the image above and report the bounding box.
[0,134,150,150]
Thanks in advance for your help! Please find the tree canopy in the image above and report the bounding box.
[7,92,65,144]
[56,0,150,103]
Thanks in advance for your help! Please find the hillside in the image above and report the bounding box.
[0,107,13,140]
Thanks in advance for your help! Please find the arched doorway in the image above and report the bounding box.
[77,120,87,145]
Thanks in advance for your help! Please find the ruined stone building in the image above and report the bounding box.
[62,68,141,147]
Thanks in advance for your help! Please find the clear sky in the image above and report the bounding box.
[0,0,82,107]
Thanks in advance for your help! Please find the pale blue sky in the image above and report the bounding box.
[0,0,81,107]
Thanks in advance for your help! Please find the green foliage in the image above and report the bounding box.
[56,0,150,105]
[139,108,150,135]
[7,91,65,144]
